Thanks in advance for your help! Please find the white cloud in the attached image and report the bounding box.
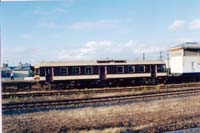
[34,6,66,16]
[175,38,195,43]
[34,9,49,15]
[2,0,50,1]
[68,20,118,30]
[21,34,33,40]
[38,20,118,30]
[57,40,165,61]
[2,47,41,65]
[38,22,62,29]
[54,8,66,13]
[169,19,200,31]
[168,20,186,31]
[2,40,168,65]
[189,20,200,30]
[2,45,61,65]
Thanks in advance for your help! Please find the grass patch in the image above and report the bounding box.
[2,95,200,132]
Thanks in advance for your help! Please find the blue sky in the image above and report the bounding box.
[1,0,200,65]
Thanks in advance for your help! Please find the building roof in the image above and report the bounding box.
[1,63,12,71]
[169,42,200,51]
[35,60,165,67]
[13,63,32,71]
[1,66,12,72]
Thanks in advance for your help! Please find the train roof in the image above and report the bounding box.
[169,42,200,51]
[35,60,165,67]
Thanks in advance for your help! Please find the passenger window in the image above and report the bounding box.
[72,67,80,75]
[138,65,145,73]
[128,66,135,73]
[117,66,124,73]
[85,66,93,74]
[60,67,68,75]
[157,65,166,72]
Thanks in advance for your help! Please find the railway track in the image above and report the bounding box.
[2,82,200,98]
[2,87,200,111]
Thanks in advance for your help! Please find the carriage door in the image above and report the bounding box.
[45,67,53,82]
[99,66,107,80]
[150,65,156,78]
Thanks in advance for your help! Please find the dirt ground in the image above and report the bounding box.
[2,95,200,133]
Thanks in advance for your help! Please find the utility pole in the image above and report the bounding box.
[143,53,145,60]
[167,52,170,74]
[160,51,162,61]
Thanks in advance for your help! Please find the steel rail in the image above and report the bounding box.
[2,87,200,111]
[3,83,200,98]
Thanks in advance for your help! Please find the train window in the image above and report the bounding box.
[117,66,124,73]
[157,65,166,72]
[138,65,145,73]
[60,67,68,75]
[128,66,135,73]
[72,67,81,75]
[85,66,93,74]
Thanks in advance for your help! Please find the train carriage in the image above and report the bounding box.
[34,60,167,88]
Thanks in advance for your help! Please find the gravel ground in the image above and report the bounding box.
[2,95,200,133]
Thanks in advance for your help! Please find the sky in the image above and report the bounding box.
[1,0,200,65]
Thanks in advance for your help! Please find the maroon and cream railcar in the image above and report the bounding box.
[34,60,167,88]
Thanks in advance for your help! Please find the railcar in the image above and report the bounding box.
[34,60,167,89]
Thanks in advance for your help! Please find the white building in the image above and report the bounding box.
[169,42,200,75]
